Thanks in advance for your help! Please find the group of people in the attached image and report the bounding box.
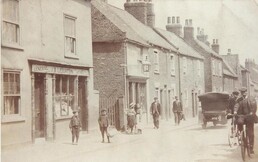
[150,96,185,129]
[125,103,143,134]
[227,87,257,154]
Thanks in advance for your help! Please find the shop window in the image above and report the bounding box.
[3,71,21,115]
[64,15,76,56]
[2,0,20,44]
[55,75,75,117]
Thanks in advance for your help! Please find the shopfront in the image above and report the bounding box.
[30,60,90,141]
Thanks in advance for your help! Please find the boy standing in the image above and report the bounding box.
[69,110,81,145]
[98,109,110,143]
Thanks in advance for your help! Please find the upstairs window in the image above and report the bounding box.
[2,0,20,44]
[218,61,222,76]
[64,15,76,56]
[154,50,159,73]
[3,71,21,115]
[183,57,187,74]
[170,54,175,76]
[212,60,215,75]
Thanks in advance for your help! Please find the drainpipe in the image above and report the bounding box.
[177,48,182,101]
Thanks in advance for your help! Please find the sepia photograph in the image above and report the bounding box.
[1,0,258,161]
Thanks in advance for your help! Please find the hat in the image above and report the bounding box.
[239,87,247,92]
[232,90,239,95]
[129,103,135,109]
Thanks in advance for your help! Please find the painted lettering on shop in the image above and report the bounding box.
[32,64,89,76]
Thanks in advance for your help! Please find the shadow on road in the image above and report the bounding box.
[188,125,227,131]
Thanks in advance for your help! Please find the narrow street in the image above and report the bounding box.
[52,119,257,162]
[2,118,258,162]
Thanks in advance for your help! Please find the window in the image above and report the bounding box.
[154,50,159,73]
[184,89,188,107]
[170,54,175,76]
[218,62,222,76]
[212,60,215,75]
[3,71,21,115]
[183,57,187,74]
[2,0,20,44]
[55,75,75,117]
[64,15,76,56]
[197,60,201,76]
[155,88,159,99]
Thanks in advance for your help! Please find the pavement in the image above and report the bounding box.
[1,117,258,162]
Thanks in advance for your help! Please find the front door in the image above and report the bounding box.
[35,74,45,138]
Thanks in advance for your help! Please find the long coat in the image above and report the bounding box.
[235,96,257,122]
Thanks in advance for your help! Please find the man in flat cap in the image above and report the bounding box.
[234,87,257,154]
[173,96,183,125]
[150,97,161,129]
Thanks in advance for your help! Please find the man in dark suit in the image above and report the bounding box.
[234,87,257,154]
[150,97,161,129]
[173,96,183,125]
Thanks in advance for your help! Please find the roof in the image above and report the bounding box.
[91,0,149,47]
[154,28,204,60]
[92,0,177,51]
[194,39,222,59]
[222,59,237,78]
[240,65,249,71]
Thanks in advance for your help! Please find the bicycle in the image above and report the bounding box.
[237,115,251,161]
[227,114,241,148]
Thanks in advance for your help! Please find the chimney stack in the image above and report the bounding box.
[183,19,194,39]
[227,49,231,55]
[166,16,182,37]
[124,0,155,27]
[196,27,210,46]
[211,39,219,54]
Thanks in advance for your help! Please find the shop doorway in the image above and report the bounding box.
[34,74,45,138]
[78,77,88,132]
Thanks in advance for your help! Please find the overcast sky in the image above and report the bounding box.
[107,0,258,65]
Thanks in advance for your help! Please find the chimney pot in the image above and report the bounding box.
[213,39,215,44]
[167,17,171,24]
[172,16,175,24]
[216,39,218,44]
[189,19,192,26]
[185,19,188,26]
[176,16,180,24]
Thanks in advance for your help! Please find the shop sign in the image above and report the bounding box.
[32,64,89,76]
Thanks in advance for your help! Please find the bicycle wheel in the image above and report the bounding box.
[246,135,251,157]
[240,131,246,161]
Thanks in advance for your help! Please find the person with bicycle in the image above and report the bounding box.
[234,87,257,154]
[227,90,239,140]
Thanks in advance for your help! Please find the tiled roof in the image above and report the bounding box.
[223,59,237,77]
[91,0,149,46]
[92,0,176,51]
[195,39,222,59]
[154,28,204,60]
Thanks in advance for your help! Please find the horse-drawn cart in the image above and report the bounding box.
[198,92,230,128]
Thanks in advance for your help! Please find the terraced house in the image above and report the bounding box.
[1,0,97,146]
[153,16,205,118]
[92,0,179,129]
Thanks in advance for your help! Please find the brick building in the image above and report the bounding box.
[153,16,205,118]
[245,59,258,97]
[183,24,224,93]
[1,0,97,146]
[92,0,178,128]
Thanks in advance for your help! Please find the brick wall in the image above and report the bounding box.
[93,42,126,100]
[124,2,148,25]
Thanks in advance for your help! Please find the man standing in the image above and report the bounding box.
[150,97,161,129]
[234,87,257,154]
[228,90,239,114]
[173,96,183,125]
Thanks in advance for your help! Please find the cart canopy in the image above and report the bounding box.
[198,92,230,102]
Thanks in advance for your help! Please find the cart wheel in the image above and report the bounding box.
[213,121,217,126]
